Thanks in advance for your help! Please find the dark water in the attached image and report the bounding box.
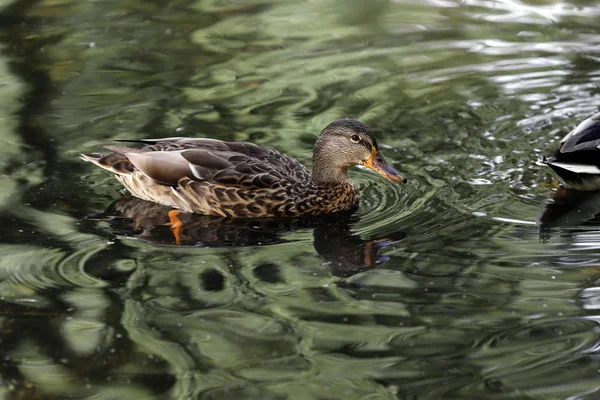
[0,0,599,398]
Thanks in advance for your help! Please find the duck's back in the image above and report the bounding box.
[81,138,358,217]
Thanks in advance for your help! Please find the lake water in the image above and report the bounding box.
[0,0,599,398]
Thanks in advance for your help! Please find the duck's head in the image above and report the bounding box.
[312,119,407,185]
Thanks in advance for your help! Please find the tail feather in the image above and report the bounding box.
[80,152,104,163]
[81,152,134,175]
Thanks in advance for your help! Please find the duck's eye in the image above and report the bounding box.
[350,134,361,143]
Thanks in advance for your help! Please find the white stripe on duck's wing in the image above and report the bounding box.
[180,149,240,168]
[559,112,600,144]
[535,158,549,167]
[180,149,244,181]
[546,161,600,175]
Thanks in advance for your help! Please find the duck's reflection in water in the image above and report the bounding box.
[97,195,407,277]
[537,187,600,242]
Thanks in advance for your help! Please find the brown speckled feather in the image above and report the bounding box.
[81,138,358,217]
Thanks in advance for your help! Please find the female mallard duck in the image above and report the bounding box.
[81,119,406,218]
[539,112,600,190]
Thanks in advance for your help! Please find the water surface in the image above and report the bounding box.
[0,0,599,398]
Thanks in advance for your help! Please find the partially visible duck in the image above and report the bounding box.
[539,112,600,190]
[81,119,407,218]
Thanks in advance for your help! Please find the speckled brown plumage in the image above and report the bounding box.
[81,119,406,218]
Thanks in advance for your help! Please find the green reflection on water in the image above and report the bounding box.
[0,0,599,398]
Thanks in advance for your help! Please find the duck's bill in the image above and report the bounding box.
[363,151,407,183]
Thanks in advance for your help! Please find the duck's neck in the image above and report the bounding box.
[311,156,351,186]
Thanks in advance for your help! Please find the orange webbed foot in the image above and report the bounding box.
[168,209,183,245]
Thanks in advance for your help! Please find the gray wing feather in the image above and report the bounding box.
[92,137,312,189]
[125,151,194,185]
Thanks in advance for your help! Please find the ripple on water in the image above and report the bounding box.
[466,319,600,395]
[0,241,111,309]
[353,170,416,237]
[1,0,600,398]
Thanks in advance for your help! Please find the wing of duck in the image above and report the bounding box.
[558,112,600,154]
[540,112,600,174]
[88,138,312,189]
